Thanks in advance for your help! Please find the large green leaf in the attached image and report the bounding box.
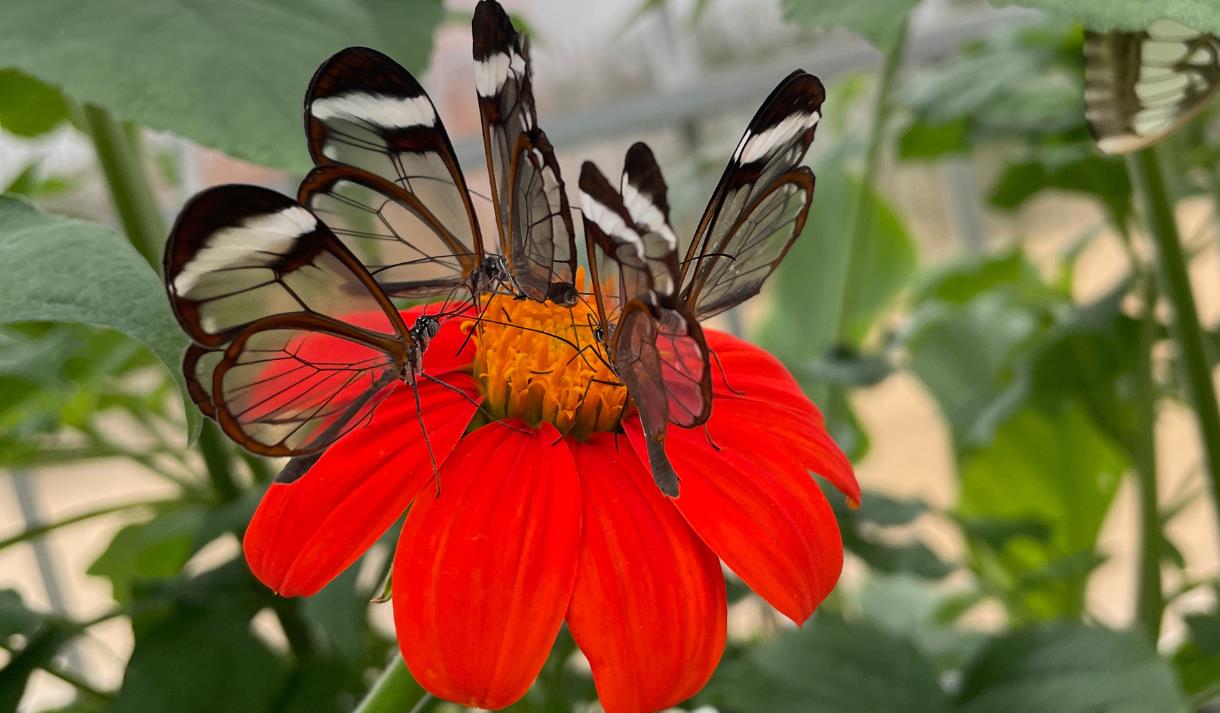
[701,615,952,713]
[956,623,1191,713]
[782,0,922,49]
[0,195,198,439]
[993,0,1220,36]
[959,405,1125,619]
[0,0,443,170]
[759,161,917,366]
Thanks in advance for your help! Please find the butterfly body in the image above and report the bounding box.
[578,71,824,496]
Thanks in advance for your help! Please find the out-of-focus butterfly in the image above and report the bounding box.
[579,70,823,496]
[166,185,456,468]
[1084,20,1220,154]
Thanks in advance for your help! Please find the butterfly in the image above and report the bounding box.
[578,70,824,496]
[168,0,578,469]
[1084,20,1220,154]
[166,185,456,466]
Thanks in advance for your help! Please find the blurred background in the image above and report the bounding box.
[2,0,1219,711]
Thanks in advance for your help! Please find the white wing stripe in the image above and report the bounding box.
[311,93,437,129]
[735,111,820,164]
[579,191,645,260]
[173,207,317,296]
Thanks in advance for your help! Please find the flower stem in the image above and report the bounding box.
[1128,147,1220,542]
[832,17,908,343]
[353,653,430,713]
[198,421,240,503]
[82,105,165,267]
[1132,272,1163,641]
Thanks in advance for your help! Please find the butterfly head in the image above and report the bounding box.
[546,282,579,307]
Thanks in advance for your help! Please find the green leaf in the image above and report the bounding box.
[956,623,1191,713]
[112,599,289,713]
[88,507,208,604]
[959,405,1125,619]
[898,119,969,160]
[988,147,1133,225]
[0,589,43,640]
[0,195,199,439]
[0,0,443,170]
[702,615,952,713]
[782,0,921,49]
[759,161,917,365]
[0,69,68,137]
[992,0,1220,36]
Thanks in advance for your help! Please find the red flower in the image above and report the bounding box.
[243,295,859,713]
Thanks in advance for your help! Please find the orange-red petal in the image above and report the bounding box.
[624,328,853,624]
[242,373,480,597]
[566,433,726,713]
[393,421,581,710]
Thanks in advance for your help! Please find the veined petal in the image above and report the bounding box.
[704,328,859,503]
[640,419,844,624]
[566,434,726,713]
[393,422,581,710]
[623,329,854,623]
[243,372,480,597]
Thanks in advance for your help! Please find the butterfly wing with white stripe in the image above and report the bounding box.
[165,184,411,456]
[474,0,577,304]
[302,46,485,296]
[578,161,651,332]
[1085,20,1220,155]
[680,70,823,320]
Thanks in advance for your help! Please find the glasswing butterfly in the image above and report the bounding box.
[578,70,824,496]
[1084,20,1220,154]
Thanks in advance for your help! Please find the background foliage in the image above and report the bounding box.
[2,0,1220,711]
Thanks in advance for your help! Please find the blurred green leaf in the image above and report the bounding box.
[898,119,969,160]
[959,405,1124,619]
[782,0,921,49]
[992,0,1220,36]
[1173,602,1220,700]
[88,506,208,604]
[826,485,953,578]
[0,589,43,640]
[0,195,199,440]
[0,591,75,713]
[905,292,1048,446]
[0,69,68,137]
[988,147,1133,225]
[911,247,1057,307]
[112,595,289,713]
[302,566,368,662]
[761,162,917,366]
[0,0,443,170]
[956,623,1191,713]
[702,614,952,712]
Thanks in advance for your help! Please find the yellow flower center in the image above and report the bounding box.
[466,275,625,440]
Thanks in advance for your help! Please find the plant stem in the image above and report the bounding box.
[271,598,316,660]
[198,421,240,503]
[82,105,165,267]
[353,653,430,713]
[0,498,174,551]
[1131,272,1163,641]
[832,17,908,343]
[1128,147,1220,542]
